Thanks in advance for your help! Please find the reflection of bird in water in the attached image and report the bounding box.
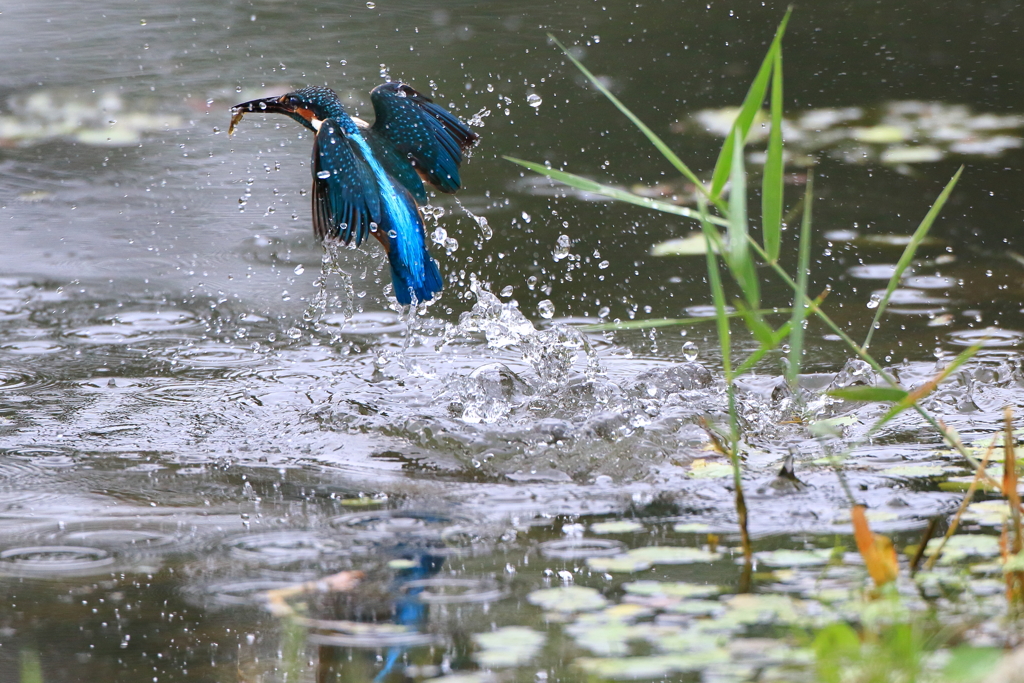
[314,551,447,683]
[230,83,479,305]
[376,553,446,682]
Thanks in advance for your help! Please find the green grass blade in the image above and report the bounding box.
[862,166,963,349]
[547,34,723,211]
[710,9,791,200]
[21,649,42,683]
[761,48,785,263]
[727,130,760,309]
[746,231,986,474]
[871,339,983,432]
[827,386,910,402]
[578,308,789,332]
[504,156,730,227]
[786,174,813,387]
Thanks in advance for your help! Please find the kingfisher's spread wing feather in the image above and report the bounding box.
[361,128,429,204]
[311,119,381,245]
[370,83,479,194]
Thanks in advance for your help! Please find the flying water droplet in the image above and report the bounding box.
[682,341,699,361]
[553,234,571,261]
[597,260,610,270]
[527,93,542,109]
[537,300,555,319]
[866,293,882,309]
[366,1,376,8]
[293,264,304,275]
[316,170,331,179]
[500,285,514,297]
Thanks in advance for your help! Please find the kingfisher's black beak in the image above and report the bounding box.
[228,96,296,135]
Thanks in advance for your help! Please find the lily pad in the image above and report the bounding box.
[925,534,1001,564]
[590,520,645,535]
[587,555,652,573]
[527,585,608,613]
[879,464,948,478]
[688,462,734,479]
[623,581,721,599]
[575,651,729,679]
[753,549,834,567]
[626,546,721,564]
[473,626,545,667]
[650,233,714,257]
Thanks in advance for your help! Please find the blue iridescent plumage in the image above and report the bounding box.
[230,83,478,304]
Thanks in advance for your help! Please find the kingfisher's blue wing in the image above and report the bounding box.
[362,129,428,204]
[311,119,381,245]
[370,82,479,194]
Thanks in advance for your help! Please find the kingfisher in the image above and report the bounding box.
[229,83,479,305]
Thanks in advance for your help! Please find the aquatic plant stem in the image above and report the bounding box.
[746,233,988,474]
[922,439,996,572]
[786,176,813,389]
[701,201,753,582]
[863,166,963,350]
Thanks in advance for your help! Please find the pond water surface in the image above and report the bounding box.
[2,1,1024,681]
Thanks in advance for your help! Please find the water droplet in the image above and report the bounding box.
[500,285,514,297]
[553,234,571,261]
[431,227,448,246]
[527,93,542,109]
[366,1,376,7]
[258,101,267,110]
[286,327,302,340]
[293,264,304,275]
[597,260,610,270]
[486,84,494,92]
[140,18,147,25]
[866,293,882,309]
[598,306,610,318]
[537,300,555,319]
[316,170,331,180]
[526,276,538,290]
[521,211,532,223]
[682,341,699,361]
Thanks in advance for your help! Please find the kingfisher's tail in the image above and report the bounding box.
[388,246,442,305]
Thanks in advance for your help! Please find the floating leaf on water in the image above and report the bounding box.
[849,125,909,144]
[962,500,1010,527]
[753,549,833,567]
[855,234,946,248]
[878,464,948,478]
[664,599,725,616]
[473,626,545,668]
[650,233,715,257]
[626,546,721,564]
[623,580,721,599]
[925,534,1001,564]
[688,461,734,479]
[717,594,811,628]
[880,145,945,164]
[590,520,645,535]
[586,555,652,573]
[527,585,608,612]
[574,651,730,680]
